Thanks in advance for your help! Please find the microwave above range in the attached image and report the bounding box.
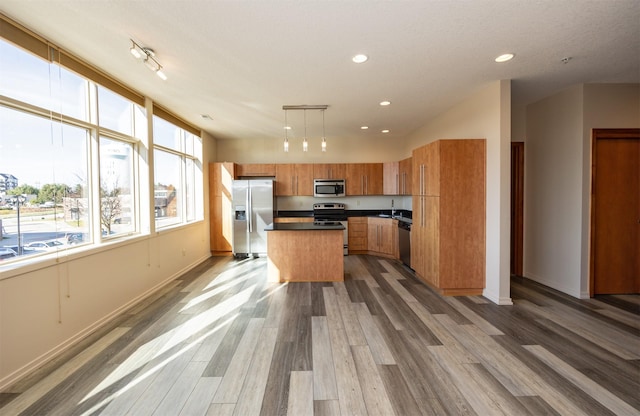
[314,179,346,197]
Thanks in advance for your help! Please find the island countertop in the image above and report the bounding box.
[265,223,345,231]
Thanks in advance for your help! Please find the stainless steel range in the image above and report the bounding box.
[313,202,348,255]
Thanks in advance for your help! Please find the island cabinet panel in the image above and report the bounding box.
[411,139,486,295]
[313,163,346,179]
[275,164,313,196]
[348,217,368,253]
[367,217,397,259]
[209,162,236,255]
[267,230,344,282]
[346,163,383,195]
[236,163,276,177]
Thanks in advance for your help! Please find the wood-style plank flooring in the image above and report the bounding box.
[1,255,638,415]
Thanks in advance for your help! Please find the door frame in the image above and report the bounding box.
[510,142,524,276]
[589,128,640,295]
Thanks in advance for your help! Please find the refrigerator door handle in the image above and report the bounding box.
[247,187,252,233]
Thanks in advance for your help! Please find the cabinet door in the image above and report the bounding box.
[367,222,380,252]
[295,164,314,196]
[399,157,412,195]
[346,164,366,195]
[379,221,397,256]
[236,163,276,177]
[411,195,425,276]
[275,164,295,196]
[423,196,440,287]
[383,162,399,195]
[348,217,368,251]
[424,141,441,196]
[314,163,346,179]
[366,163,384,195]
[412,146,427,196]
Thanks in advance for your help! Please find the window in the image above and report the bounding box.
[0,106,91,255]
[0,29,201,267]
[153,116,203,229]
[98,86,134,135]
[99,137,136,237]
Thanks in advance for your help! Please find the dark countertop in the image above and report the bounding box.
[265,222,345,231]
[275,209,412,224]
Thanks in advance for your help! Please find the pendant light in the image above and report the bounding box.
[283,109,289,152]
[282,105,328,152]
[303,109,308,152]
[321,109,327,152]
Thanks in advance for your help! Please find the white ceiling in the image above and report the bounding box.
[1,1,639,142]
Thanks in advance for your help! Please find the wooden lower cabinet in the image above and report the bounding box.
[367,217,397,259]
[348,217,368,253]
[348,216,397,259]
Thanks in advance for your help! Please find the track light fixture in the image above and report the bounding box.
[282,105,329,152]
[130,39,167,80]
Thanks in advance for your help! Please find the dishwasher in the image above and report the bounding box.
[398,220,411,268]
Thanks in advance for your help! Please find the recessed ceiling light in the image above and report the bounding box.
[495,53,515,63]
[382,129,390,133]
[361,126,369,130]
[352,54,368,63]
[379,101,391,106]
[284,126,292,130]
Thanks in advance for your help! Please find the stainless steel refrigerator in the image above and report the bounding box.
[232,179,274,257]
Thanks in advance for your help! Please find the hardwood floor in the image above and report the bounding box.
[1,255,638,415]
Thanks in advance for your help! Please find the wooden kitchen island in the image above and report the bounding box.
[264,222,344,282]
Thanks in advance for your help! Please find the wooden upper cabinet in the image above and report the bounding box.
[276,164,313,196]
[236,163,276,177]
[412,142,440,196]
[399,157,412,195]
[383,162,399,195]
[346,163,383,195]
[313,163,346,179]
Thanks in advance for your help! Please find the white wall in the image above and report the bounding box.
[217,135,410,163]
[525,85,585,296]
[405,80,513,305]
[0,133,218,390]
[524,83,639,298]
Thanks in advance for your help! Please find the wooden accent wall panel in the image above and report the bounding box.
[210,162,235,255]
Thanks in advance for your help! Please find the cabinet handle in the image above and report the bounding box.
[396,173,399,194]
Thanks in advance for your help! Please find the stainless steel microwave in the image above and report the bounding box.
[314,179,346,197]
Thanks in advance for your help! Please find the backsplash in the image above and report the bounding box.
[276,195,412,212]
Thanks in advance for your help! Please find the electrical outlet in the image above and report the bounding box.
[357,200,360,206]
[182,249,186,256]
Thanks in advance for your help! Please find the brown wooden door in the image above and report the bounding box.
[511,142,524,276]
[591,129,640,294]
